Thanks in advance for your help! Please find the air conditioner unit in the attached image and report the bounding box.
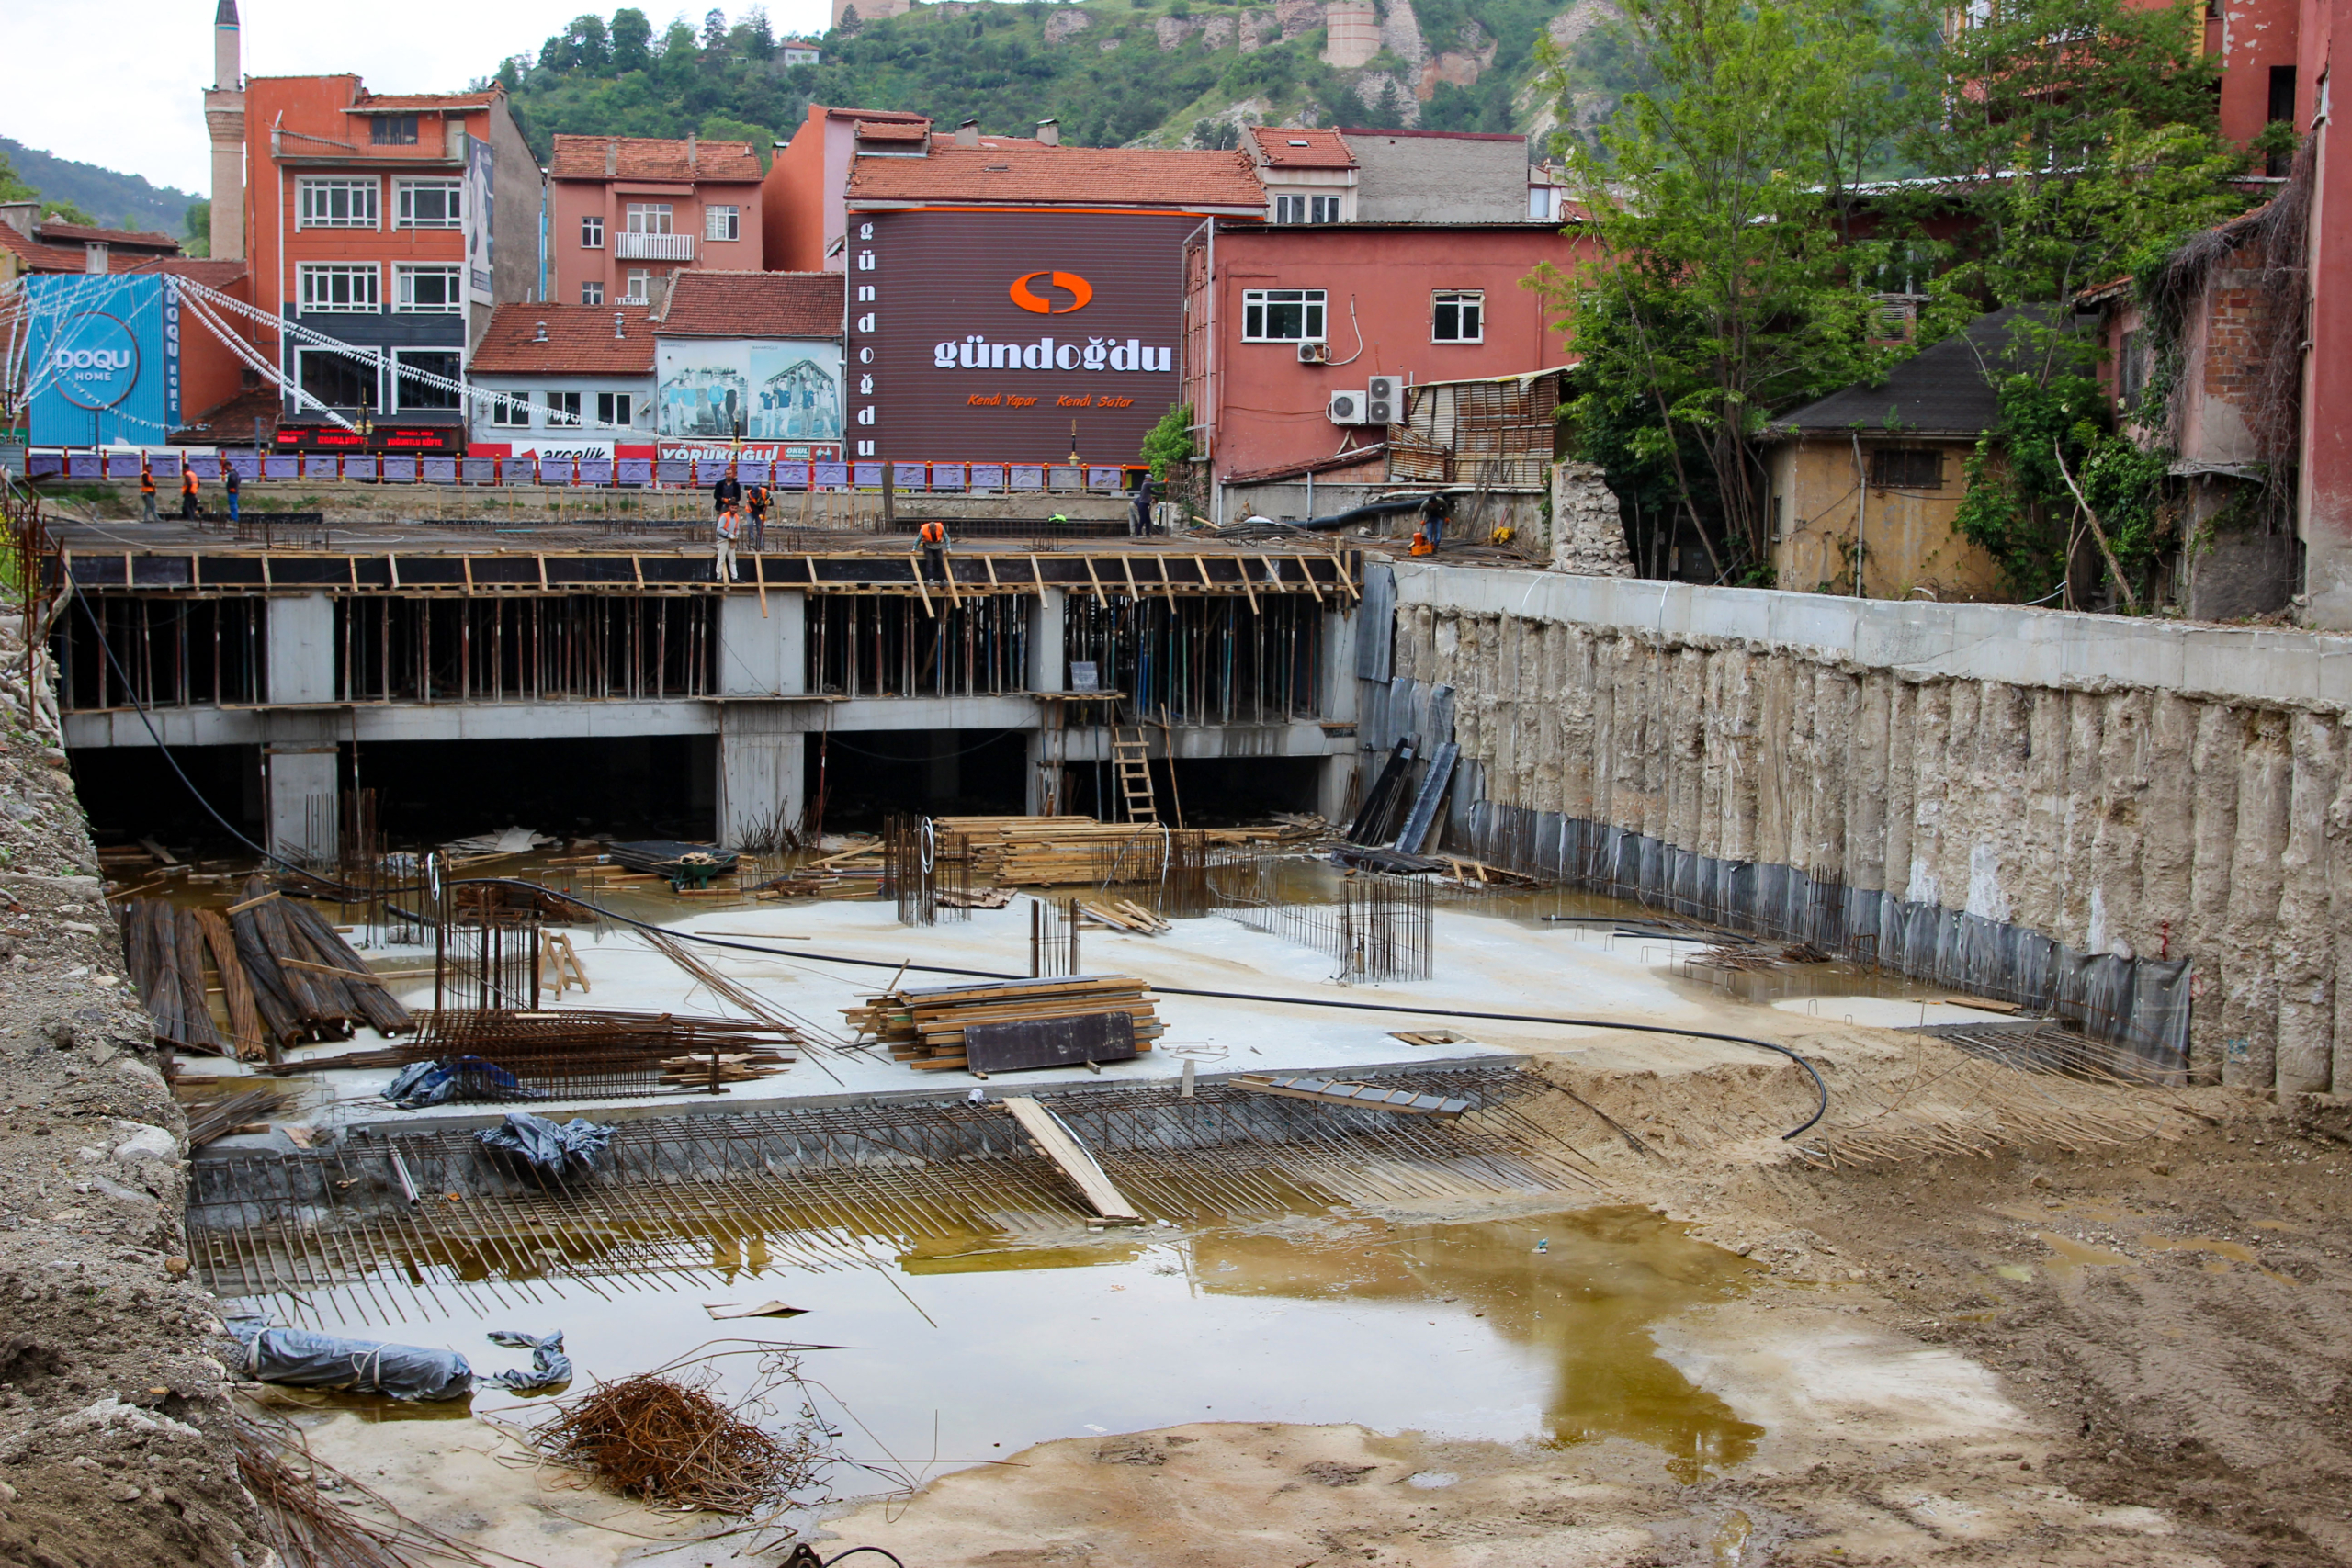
[1363,374,1401,424]
[1327,389,1366,425]
[1296,341,1331,365]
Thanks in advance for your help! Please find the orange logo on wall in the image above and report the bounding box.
[1010,271,1094,314]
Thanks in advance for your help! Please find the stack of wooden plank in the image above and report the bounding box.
[752,840,884,900]
[937,817,1287,886]
[1079,897,1170,935]
[842,975,1162,1073]
[227,879,415,1048]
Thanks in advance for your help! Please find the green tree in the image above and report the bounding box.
[183,197,211,258]
[0,152,96,226]
[612,8,654,70]
[1533,0,1928,578]
[1140,402,1193,482]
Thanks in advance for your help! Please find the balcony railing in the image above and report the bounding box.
[616,231,695,261]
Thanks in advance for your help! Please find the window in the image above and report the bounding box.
[622,269,651,304]
[597,391,633,427]
[491,391,531,428]
[625,203,673,234]
[1241,288,1326,342]
[369,114,419,146]
[297,177,379,229]
[391,351,462,412]
[1311,196,1339,223]
[2268,66,2298,174]
[705,204,741,242]
[1432,290,1484,343]
[1274,194,1305,224]
[1869,448,1944,490]
[581,215,605,249]
[298,263,379,311]
[393,265,463,313]
[546,391,582,427]
[580,280,605,305]
[394,179,462,229]
[297,350,375,411]
[1274,194,1340,223]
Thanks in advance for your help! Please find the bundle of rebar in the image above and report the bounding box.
[229,879,415,1046]
[530,1369,820,1515]
[844,975,1162,1072]
[121,897,226,1054]
[268,1008,797,1100]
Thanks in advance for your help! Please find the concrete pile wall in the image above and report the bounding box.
[1376,563,2352,1093]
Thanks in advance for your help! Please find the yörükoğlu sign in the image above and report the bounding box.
[26,275,181,446]
[848,210,1195,464]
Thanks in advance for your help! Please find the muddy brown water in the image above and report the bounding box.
[265,1204,1763,1486]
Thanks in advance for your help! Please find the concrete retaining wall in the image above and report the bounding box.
[1383,563,2352,1092]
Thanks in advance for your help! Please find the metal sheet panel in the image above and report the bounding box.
[964,1010,1138,1073]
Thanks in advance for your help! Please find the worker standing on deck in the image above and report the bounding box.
[745,478,771,551]
[179,465,199,520]
[1417,491,1453,553]
[918,518,949,583]
[1130,473,1159,536]
[715,502,742,581]
[712,463,742,522]
[224,460,241,525]
[140,464,158,522]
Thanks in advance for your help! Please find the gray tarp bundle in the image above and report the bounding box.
[476,1110,614,1176]
[385,1055,539,1110]
[230,1324,571,1400]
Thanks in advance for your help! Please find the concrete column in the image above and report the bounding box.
[1025,587,1069,816]
[265,745,337,866]
[717,712,806,849]
[719,590,805,696]
[266,593,335,705]
[1317,605,1361,824]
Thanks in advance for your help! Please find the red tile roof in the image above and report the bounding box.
[35,220,180,251]
[847,146,1266,210]
[0,225,84,273]
[469,303,659,375]
[349,91,499,112]
[656,271,842,338]
[1246,127,1355,171]
[855,120,932,143]
[548,134,765,183]
[117,258,250,287]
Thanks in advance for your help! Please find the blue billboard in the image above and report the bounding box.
[26,274,181,447]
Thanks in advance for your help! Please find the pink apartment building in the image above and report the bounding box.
[547,134,765,309]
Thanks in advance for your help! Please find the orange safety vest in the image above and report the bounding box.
[918,521,946,546]
[181,469,198,495]
[717,508,741,539]
[141,471,155,495]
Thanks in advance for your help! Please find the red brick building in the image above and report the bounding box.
[547,135,766,310]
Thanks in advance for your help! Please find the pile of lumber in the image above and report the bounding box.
[228,879,414,1048]
[753,840,883,900]
[1078,897,1170,935]
[937,817,1287,887]
[842,975,1162,1073]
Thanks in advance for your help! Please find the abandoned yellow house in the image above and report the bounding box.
[1764,308,2042,600]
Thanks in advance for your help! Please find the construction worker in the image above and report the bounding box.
[140,463,158,522]
[714,503,742,581]
[711,463,742,521]
[745,478,771,551]
[179,464,199,520]
[1417,491,1453,553]
[1130,473,1159,537]
[224,460,241,525]
[917,518,949,583]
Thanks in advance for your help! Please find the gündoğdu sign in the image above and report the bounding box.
[849,210,1194,464]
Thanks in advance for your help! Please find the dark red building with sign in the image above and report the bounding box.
[809,127,1266,464]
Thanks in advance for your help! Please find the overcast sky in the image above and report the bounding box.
[0,0,834,197]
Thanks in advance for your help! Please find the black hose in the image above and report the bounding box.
[464,878,1831,1140]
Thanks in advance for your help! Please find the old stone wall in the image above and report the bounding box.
[1380,564,2352,1091]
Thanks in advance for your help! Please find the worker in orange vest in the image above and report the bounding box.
[745,479,771,551]
[715,503,742,581]
[140,464,158,522]
[179,465,199,520]
[917,518,949,583]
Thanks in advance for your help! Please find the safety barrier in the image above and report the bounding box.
[17,451,1150,493]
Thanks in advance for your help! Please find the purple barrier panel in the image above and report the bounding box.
[498,457,534,484]
[891,461,927,491]
[224,453,262,480]
[930,463,967,491]
[813,462,849,489]
[29,454,63,479]
[262,456,299,480]
[739,461,772,486]
[344,455,378,481]
[969,464,1005,491]
[653,460,691,487]
[150,452,183,478]
[105,454,141,479]
[541,457,576,486]
[422,456,458,484]
[380,455,416,482]
[1086,466,1122,491]
[1010,465,1046,491]
[852,462,883,488]
[774,461,811,490]
[185,456,221,480]
[578,459,614,486]
[616,458,653,487]
[67,454,102,479]
[460,457,497,484]
[302,454,339,480]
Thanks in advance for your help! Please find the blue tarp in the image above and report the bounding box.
[476,1111,614,1176]
[385,1056,538,1110]
[229,1324,571,1400]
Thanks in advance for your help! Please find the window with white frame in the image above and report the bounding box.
[395,178,462,228]
[393,265,463,313]
[581,280,605,305]
[490,391,532,428]
[622,269,650,304]
[297,177,379,229]
[298,263,380,311]
[581,215,605,248]
[597,391,633,427]
[1432,290,1484,343]
[625,203,673,234]
[1241,288,1326,342]
[546,391,582,427]
[1272,194,1340,224]
[704,204,741,241]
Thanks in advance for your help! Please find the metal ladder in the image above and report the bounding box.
[1112,728,1159,824]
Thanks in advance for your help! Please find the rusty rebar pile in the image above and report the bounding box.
[531,1368,820,1515]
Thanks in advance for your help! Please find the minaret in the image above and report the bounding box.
[203,0,245,260]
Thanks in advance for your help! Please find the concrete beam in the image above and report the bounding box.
[719,589,807,696]
[266,593,335,705]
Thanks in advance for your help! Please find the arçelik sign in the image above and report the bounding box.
[851,210,1193,464]
[26,275,181,446]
